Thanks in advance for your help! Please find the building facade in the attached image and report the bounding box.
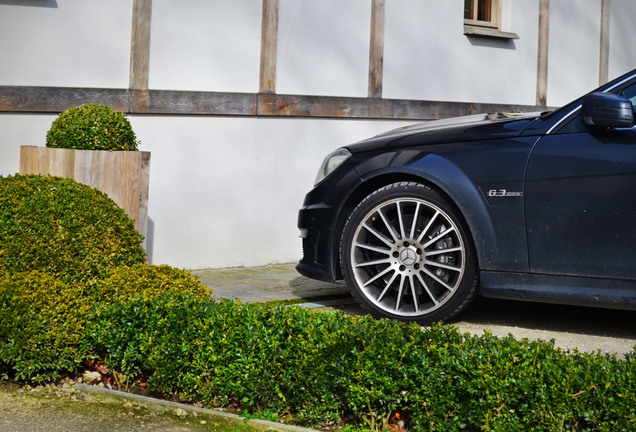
[1,0,635,269]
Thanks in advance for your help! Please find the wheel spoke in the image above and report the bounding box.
[409,202,422,240]
[355,242,391,255]
[355,257,391,268]
[362,265,393,288]
[423,226,456,249]
[407,275,420,311]
[377,271,399,302]
[422,267,455,292]
[425,246,462,257]
[415,272,439,306]
[378,208,400,243]
[416,210,440,243]
[396,202,407,240]
[426,260,461,272]
[362,223,394,248]
[395,275,407,310]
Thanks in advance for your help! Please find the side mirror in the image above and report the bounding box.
[582,92,634,128]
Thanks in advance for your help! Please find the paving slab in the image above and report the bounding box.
[191,263,350,304]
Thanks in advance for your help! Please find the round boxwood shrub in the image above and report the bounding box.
[0,174,145,282]
[46,103,139,151]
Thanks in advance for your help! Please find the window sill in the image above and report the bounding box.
[464,24,519,40]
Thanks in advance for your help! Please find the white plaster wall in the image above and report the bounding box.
[546,0,601,106]
[0,114,55,175]
[276,0,370,97]
[148,0,262,92]
[0,0,131,88]
[383,0,538,106]
[130,116,413,268]
[608,0,636,81]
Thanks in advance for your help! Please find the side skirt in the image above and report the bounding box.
[480,271,636,311]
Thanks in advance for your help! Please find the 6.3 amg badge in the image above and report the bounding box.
[486,189,523,197]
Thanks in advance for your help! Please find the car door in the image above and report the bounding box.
[525,109,636,280]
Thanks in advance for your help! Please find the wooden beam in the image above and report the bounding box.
[0,86,549,120]
[0,86,131,112]
[133,90,256,115]
[368,0,385,98]
[130,0,152,90]
[599,0,610,85]
[259,0,279,94]
[536,0,550,106]
[254,93,543,120]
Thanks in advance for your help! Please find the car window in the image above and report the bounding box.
[619,82,636,109]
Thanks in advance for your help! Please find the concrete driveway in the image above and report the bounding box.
[451,297,636,356]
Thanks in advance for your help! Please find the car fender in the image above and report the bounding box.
[351,151,529,273]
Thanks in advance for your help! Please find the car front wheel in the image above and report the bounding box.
[340,182,477,324]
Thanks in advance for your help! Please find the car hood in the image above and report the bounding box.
[347,112,542,154]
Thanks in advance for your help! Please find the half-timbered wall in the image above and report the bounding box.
[1,0,635,269]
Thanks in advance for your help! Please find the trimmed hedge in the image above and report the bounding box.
[89,264,211,303]
[0,175,145,282]
[46,103,139,151]
[0,266,210,383]
[88,295,636,431]
[0,271,90,383]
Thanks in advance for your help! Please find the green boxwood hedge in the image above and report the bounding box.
[46,103,139,151]
[0,174,146,282]
[0,271,90,383]
[88,295,636,431]
[89,264,211,303]
[0,266,210,383]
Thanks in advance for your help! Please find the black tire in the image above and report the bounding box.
[340,182,478,324]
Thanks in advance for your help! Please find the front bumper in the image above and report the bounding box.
[296,205,339,282]
[295,157,364,283]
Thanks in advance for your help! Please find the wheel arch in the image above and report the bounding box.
[331,154,496,280]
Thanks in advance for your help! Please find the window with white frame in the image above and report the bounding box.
[464,0,499,29]
[463,0,518,39]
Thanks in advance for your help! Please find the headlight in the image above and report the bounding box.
[314,148,351,186]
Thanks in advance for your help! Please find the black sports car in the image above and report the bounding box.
[297,69,636,324]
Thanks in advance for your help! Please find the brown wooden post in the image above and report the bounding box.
[259,0,279,94]
[599,0,610,85]
[536,0,550,107]
[368,0,386,99]
[130,0,152,91]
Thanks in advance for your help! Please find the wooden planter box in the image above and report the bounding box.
[19,146,151,245]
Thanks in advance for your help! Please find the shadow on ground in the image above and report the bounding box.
[452,296,636,340]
